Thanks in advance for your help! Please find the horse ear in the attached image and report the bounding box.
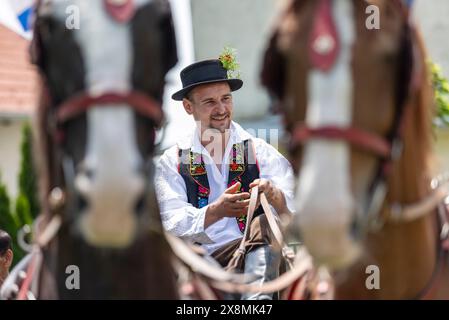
[160,1,178,75]
[261,30,286,109]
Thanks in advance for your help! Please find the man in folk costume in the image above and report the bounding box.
[155,52,295,300]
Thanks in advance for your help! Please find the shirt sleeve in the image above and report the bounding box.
[154,147,214,244]
[254,139,296,214]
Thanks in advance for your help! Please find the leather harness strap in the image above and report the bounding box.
[291,126,392,159]
[418,203,449,299]
[104,0,136,23]
[231,186,260,260]
[56,91,163,126]
[205,187,315,296]
[10,186,317,299]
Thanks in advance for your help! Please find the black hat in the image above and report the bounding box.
[172,59,243,101]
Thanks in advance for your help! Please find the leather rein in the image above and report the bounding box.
[10,0,311,301]
[10,186,317,300]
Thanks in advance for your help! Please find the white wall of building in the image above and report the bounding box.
[0,119,25,199]
[190,0,281,120]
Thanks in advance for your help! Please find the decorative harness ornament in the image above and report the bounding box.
[308,0,340,72]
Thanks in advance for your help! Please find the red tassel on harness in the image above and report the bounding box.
[104,0,135,23]
[308,0,340,72]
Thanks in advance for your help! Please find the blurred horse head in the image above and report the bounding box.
[31,0,179,299]
[262,0,446,299]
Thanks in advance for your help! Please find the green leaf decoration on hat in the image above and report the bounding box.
[219,46,241,80]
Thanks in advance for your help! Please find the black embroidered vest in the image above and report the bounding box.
[178,139,263,233]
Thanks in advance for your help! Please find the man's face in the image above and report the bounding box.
[183,82,233,134]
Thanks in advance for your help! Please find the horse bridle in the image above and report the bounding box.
[288,0,417,234]
[31,0,164,137]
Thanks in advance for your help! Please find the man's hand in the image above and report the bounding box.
[205,182,250,228]
[249,179,289,215]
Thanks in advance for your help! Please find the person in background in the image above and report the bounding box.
[0,229,13,289]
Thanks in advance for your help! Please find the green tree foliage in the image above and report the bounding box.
[0,174,25,266]
[18,123,40,219]
[430,62,449,127]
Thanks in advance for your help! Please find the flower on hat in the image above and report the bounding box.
[219,46,241,79]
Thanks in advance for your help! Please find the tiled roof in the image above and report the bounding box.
[0,24,38,117]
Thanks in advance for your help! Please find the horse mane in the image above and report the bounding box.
[387,26,435,203]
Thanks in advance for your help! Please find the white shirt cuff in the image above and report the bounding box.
[187,205,215,245]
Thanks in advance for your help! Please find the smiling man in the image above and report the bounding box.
[155,59,295,300]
